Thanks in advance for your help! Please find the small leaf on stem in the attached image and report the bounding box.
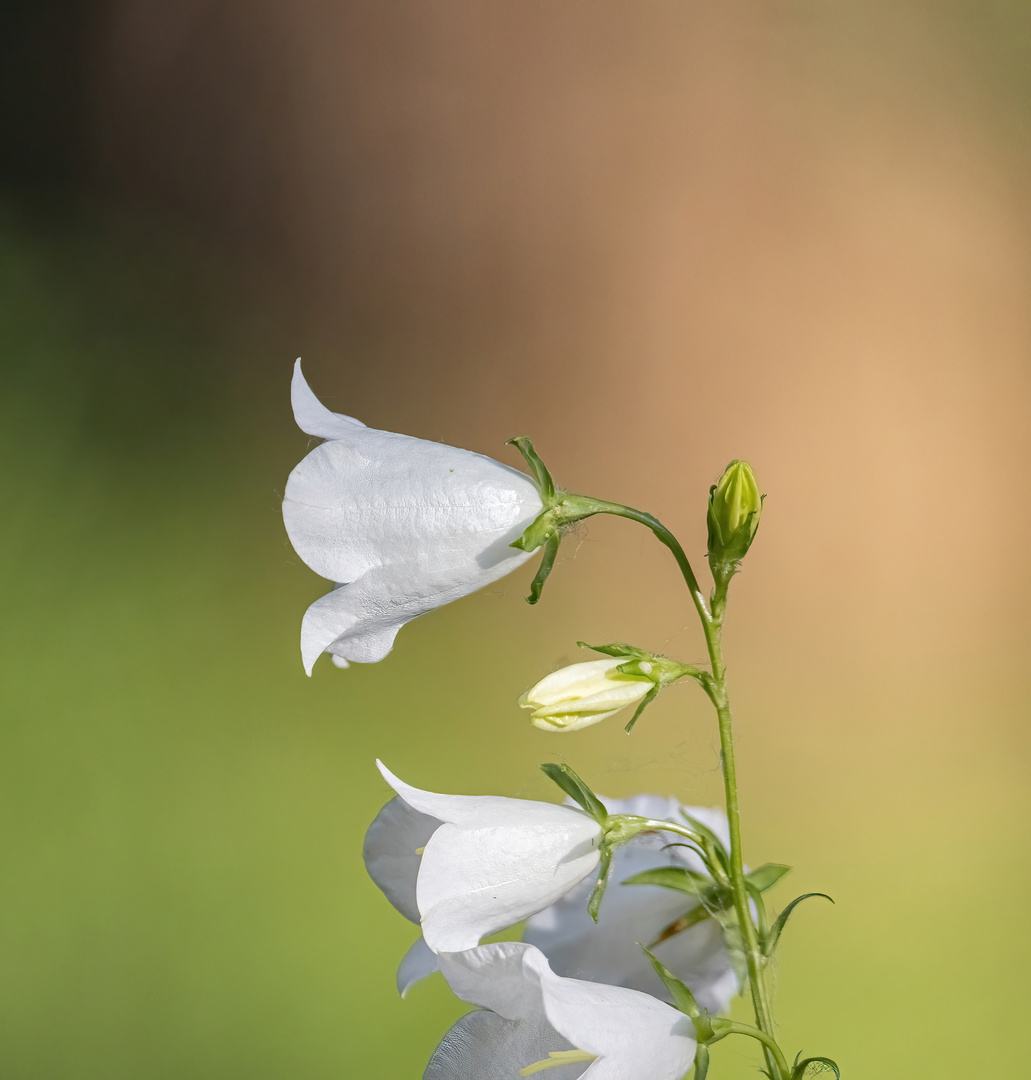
[744,863,792,893]
[621,866,724,901]
[764,893,835,957]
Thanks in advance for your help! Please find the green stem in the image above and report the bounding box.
[574,497,783,1075]
[701,572,780,1076]
[708,1021,792,1080]
[560,497,712,631]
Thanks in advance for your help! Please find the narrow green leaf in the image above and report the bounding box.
[639,945,701,1018]
[765,893,835,957]
[507,435,555,501]
[625,683,659,733]
[792,1056,840,1079]
[621,866,724,902]
[680,811,730,869]
[693,1044,710,1080]
[525,535,560,604]
[539,763,608,823]
[744,863,792,893]
[587,848,613,922]
[658,841,727,887]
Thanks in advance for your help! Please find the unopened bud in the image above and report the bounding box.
[519,659,652,733]
[707,460,762,565]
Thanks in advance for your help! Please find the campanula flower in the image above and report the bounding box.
[283,361,543,672]
[375,762,603,954]
[426,942,696,1080]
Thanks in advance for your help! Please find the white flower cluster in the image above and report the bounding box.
[283,366,739,1078]
[365,766,736,1079]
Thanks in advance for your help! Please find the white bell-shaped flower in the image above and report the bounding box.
[523,795,737,1016]
[426,942,696,1080]
[283,361,544,672]
[376,763,603,954]
[519,659,653,732]
[365,787,735,1011]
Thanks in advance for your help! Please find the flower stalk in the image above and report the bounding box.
[612,484,785,1076]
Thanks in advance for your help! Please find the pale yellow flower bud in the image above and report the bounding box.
[519,659,653,733]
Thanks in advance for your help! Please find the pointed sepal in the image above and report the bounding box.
[525,534,560,603]
[624,683,659,733]
[507,435,556,501]
[587,846,613,922]
[576,641,650,659]
[639,944,703,1021]
[539,763,608,824]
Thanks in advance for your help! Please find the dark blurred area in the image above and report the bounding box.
[3,4,1031,1079]
[1,0,87,194]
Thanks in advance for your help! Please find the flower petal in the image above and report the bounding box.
[438,942,551,1021]
[529,680,651,718]
[292,532,540,672]
[540,972,695,1080]
[283,423,542,586]
[419,821,601,952]
[363,795,440,924]
[398,935,440,997]
[291,359,366,439]
[436,944,695,1080]
[297,573,399,673]
[529,704,634,734]
[375,763,594,830]
[424,1009,584,1080]
[523,659,628,704]
[300,559,522,671]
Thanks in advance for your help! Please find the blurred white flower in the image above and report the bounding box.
[519,658,653,732]
[523,794,737,1016]
[376,762,603,954]
[283,361,544,672]
[426,942,696,1080]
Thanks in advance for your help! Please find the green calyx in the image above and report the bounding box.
[510,492,620,554]
[507,436,649,604]
[577,640,703,732]
[706,459,763,570]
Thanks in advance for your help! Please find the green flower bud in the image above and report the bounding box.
[707,460,762,565]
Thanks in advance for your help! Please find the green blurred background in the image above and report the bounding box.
[2,2,1030,1077]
